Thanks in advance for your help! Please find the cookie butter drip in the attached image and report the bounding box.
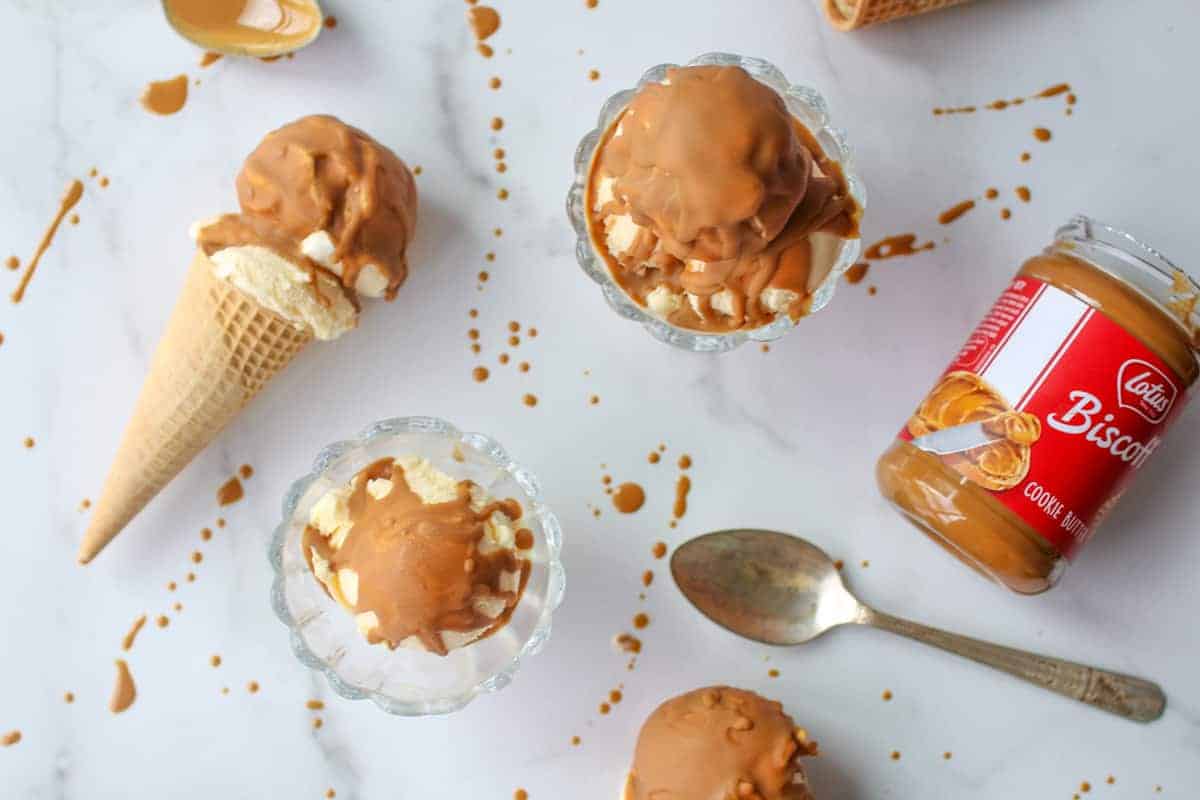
[163,0,322,55]
[908,371,1039,490]
[11,179,84,303]
[203,115,418,301]
[109,659,137,713]
[303,458,529,656]
[588,65,858,332]
[624,687,814,800]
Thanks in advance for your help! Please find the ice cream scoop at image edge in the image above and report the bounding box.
[269,417,565,716]
[79,115,418,563]
[566,52,866,353]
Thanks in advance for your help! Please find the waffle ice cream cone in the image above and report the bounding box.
[78,250,311,563]
[823,0,971,30]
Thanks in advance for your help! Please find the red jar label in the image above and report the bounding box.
[899,277,1189,558]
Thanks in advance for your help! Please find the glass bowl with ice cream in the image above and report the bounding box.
[269,417,565,716]
[567,53,865,352]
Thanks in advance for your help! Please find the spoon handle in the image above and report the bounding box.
[861,607,1165,722]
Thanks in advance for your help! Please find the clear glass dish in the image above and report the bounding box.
[566,51,868,353]
[269,416,565,716]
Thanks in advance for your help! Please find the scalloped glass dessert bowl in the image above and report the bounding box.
[567,52,867,353]
[269,416,565,716]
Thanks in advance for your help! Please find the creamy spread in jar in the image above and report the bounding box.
[878,216,1198,594]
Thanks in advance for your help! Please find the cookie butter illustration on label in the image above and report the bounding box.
[902,276,1189,558]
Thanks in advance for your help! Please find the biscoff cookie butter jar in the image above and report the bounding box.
[877,216,1199,594]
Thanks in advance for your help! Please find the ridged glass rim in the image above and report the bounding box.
[1054,214,1199,345]
[267,416,566,716]
[566,51,867,353]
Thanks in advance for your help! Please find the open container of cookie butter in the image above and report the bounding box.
[878,216,1199,594]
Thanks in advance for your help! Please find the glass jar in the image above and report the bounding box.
[877,216,1198,594]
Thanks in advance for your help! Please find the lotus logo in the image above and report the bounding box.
[1117,359,1177,424]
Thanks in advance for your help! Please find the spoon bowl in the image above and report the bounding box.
[671,529,862,645]
[162,0,325,58]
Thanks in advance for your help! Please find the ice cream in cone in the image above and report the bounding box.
[823,0,971,31]
[79,115,417,563]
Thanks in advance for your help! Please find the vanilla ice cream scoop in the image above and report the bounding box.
[195,114,418,339]
[623,687,817,800]
[303,456,533,656]
[587,65,859,333]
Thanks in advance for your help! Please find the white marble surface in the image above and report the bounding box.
[1,0,1198,797]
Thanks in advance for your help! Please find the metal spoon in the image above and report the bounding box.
[671,529,1165,722]
[162,0,324,58]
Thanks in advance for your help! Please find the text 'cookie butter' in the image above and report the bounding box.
[878,216,1198,594]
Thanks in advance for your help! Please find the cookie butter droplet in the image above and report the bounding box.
[612,482,645,513]
[140,75,189,116]
[523,393,538,407]
[1033,127,1052,142]
[1,731,20,747]
[325,16,338,28]
[845,262,869,284]
[217,476,244,505]
[5,256,17,271]
[938,200,976,225]
[467,6,501,40]
[633,612,649,629]
[109,660,136,713]
[489,76,502,90]
[652,541,667,559]
[472,366,490,382]
[1015,186,1031,203]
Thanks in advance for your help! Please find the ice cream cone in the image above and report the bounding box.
[823,0,971,30]
[78,250,312,563]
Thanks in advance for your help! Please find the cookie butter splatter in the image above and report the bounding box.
[1,730,20,746]
[865,234,935,260]
[109,660,136,713]
[938,200,976,225]
[121,614,147,651]
[652,541,667,559]
[933,82,1074,115]
[217,476,244,505]
[612,482,646,513]
[140,75,189,116]
[467,6,501,42]
[11,179,84,303]
[1033,127,1052,142]
[845,263,869,284]
[673,475,691,519]
[615,633,642,653]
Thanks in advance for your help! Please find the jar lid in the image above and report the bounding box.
[1055,215,1199,350]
